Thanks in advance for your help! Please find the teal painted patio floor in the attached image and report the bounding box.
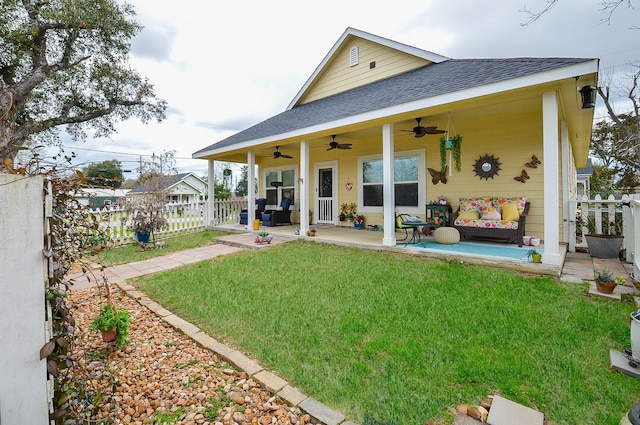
[399,240,541,262]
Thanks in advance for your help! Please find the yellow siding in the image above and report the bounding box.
[299,38,430,105]
[257,107,576,244]
[327,109,548,238]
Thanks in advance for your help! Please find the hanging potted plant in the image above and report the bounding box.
[440,134,462,173]
[91,303,130,348]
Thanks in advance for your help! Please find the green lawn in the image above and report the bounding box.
[132,240,639,425]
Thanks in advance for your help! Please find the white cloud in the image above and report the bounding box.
[59,0,639,179]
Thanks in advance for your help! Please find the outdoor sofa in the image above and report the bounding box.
[451,196,530,246]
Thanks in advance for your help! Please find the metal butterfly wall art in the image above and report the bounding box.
[514,169,530,183]
[428,166,447,185]
[525,155,541,168]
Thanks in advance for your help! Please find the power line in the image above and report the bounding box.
[61,145,197,161]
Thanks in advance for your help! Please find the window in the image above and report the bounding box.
[359,150,425,213]
[265,168,296,207]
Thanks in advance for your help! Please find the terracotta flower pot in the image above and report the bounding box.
[100,328,117,343]
[596,281,617,294]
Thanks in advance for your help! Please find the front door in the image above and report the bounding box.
[315,162,337,224]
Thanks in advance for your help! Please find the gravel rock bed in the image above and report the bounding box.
[70,286,314,425]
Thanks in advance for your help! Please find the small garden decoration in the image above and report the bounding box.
[354,214,365,229]
[255,231,273,244]
[340,202,357,221]
[524,248,542,263]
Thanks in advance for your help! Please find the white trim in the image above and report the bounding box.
[542,91,561,265]
[314,160,339,224]
[194,60,598,160]
[247,152,256,226]
[300,141,310,232]
[286,27,449,110]
[263,165,298,209]
[382,124,396,247]
[357,148,426,216]
[349,46,359,67]
[561,120,570,245]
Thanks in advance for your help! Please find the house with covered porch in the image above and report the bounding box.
[193,27,598,267]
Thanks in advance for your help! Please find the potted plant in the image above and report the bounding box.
[255,231,273,244]
[307,228,316,236]
[593,269,625,294]
[525,248,542,263]
[354,214,365,229]
[340,203,357,223]
[91,304,130,348]
[581,215,624,259]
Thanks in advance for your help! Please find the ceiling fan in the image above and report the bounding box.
[327,135,352,151]
[273,146,293,159]
[401,117,445,138]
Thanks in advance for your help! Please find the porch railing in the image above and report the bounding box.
[89,200,206,246]
[568,194,639,264]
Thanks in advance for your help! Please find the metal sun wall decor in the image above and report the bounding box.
[473,154,501,180]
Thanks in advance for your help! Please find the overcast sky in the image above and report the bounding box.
[59,0,639,179]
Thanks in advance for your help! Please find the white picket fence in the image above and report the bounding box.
[568,194,640,265]
[89,199,250,246]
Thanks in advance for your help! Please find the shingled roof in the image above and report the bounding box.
[194,57,592,156]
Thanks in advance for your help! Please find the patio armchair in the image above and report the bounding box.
[395,213,414,241]
[262,197,293,227]
[239,198,267,225]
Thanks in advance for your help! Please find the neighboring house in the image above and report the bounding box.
[129,172,207,204]
[76,188,130,209]
[576,157,594,197]
[193,27,598,266]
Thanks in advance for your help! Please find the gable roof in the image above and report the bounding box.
[287,27,449,109]
[130,172,205,194]
[194,56,595,157]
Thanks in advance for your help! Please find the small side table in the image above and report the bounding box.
[425,204,452,235]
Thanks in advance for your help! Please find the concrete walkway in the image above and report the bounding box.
[67,235,637,425]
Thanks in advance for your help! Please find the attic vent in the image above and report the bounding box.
[349,46,358,66]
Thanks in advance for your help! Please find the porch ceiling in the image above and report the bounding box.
[199,82,586,164]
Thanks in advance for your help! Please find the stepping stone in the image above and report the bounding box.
[486,395,544,425]
[451,413,484,425]
[610,349,640,379]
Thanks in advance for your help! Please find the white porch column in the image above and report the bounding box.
[247,151,256,229]
[560,120,570,245]
[382,123,396,246]
[542,91,561,265]
[206,159,215,228]
[299,140,310,234]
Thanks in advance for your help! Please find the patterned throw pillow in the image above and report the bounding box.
[481,208,501,220]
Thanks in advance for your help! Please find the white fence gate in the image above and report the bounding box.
[0,175,51,424]
[568,194,639,268]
